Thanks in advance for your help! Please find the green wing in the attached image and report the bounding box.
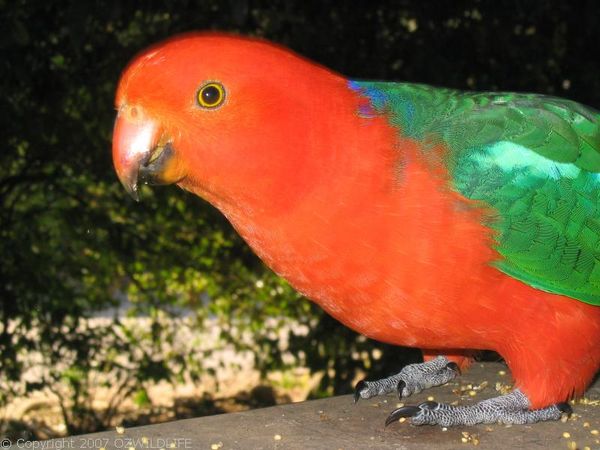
[350,81,600,305]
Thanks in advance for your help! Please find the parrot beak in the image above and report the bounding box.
[112,105,185,201]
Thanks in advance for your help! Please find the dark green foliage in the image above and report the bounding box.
[1,0,598,436]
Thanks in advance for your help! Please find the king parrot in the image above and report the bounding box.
[112,33,600,427]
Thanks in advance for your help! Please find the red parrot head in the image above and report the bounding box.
[112,33,351,213]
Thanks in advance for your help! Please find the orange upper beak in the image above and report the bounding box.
[112,105,185,200]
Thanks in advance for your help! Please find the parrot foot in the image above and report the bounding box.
[385,389,572,427]
[354,356,459,402]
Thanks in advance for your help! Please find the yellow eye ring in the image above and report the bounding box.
[197,82,225,108]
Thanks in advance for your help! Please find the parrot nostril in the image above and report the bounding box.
[130,106,139,119]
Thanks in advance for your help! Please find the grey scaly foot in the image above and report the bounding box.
[354,356,460,402]
[385,389,572,427]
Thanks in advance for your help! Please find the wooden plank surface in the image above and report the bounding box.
[34,362,600,449]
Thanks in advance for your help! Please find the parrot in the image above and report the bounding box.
[112,33,600,427]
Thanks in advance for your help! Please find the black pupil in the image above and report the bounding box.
[202,85,220,105]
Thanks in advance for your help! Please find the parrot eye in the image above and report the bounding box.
[197,82,226,108]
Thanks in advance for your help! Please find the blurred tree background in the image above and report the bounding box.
[1,0,599,439]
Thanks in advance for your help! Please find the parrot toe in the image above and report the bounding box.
[445,361,461,375]
[384,405,421,426]
[354,356,460,403]
[395,380,405,399]
[385,401,440,426]
[384,389,571,427]
[353,380,367,403]
[556,402,573,415]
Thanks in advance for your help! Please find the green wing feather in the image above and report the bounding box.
[350,81,600,305]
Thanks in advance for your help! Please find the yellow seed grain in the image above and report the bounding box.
[498,370,506,376]
[583,421,590,427]
[469,390,477,396]
[591,429,599,435]
[274,434,282,441]
[427,396,435,401]
[562,432,571,438]
[461,437,468,443]
[115,426,125,434]
[396,402,404,408]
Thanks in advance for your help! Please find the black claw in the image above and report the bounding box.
[556,402,573,416]
[353,379,367,403]
[396,380,406,399]
[417,401,439,410]
[385,406,421,427]
[445,361,461,375]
